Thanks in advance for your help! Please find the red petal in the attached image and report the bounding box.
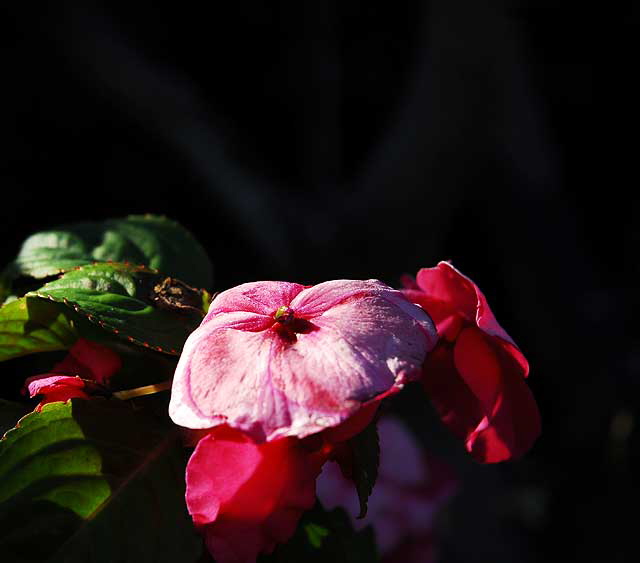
[186,427,327,563]
[465,339,540,462]
[67,339,121,384]
[46,339,121,384]
[399,273,419,290]
[423,332,539,463]
[25,375,89,409]
[422,343,485,444]
[453,327,501,411]
[415,262,477,323]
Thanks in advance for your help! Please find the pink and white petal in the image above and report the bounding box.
[25,374,89,409]
[269,296,433,437]
[201,310,276,332]
[381,290,438,350]
[172,284,434,440]
[206,281,306,318]
[26,375,86,398]
[291,279,393,317]
[170,325,285,434]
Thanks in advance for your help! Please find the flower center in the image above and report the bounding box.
[274,306,295,324]
[272,306,318,342]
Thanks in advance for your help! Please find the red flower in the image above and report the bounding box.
[184,405,379,563]
[170,278,435,561]
[402,262,540,462]
[24,338,121,409]
[186,427,329,563]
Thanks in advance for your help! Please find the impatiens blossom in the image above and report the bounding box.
[25,338,121,409]
[170,279,436,562]
[317,416,457,563]
[402,261,541,462]
[186,426,330,563]
[169,279,436,441]
[184,403,382,563]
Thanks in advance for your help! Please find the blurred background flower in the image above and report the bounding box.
[317,415,457,562]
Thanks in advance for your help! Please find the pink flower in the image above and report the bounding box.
[26,375,90,408]
[317,416,457,562]
[25,338,121,409]
[170,279,436,562]
[402,262,541,462]
[184,407,381,563]
[169,280,436,441]
[186,426,331,563]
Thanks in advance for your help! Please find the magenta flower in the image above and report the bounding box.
[185,426,330,563]
[402,262,541,462]
[24,338,121,410]
[169,279,436,441]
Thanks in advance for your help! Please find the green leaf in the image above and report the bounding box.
[0,297,78,362]
[28,262,205,355]
[349,421,380,519]
[8,215,213,289]
[304,522,330,549]
[263,504,378,563]
[0,399,202,563]
[0,400,29,437]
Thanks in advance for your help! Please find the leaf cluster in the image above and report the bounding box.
[0,216,213,562]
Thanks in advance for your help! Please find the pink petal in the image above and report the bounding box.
[170,280,436,441]
[464,339,541,462]
[415,262,477,322]
[421,343,486,443]
[32,338,122,385]
[206,281,306,317]
[65,339,121,384]
[185,428,261,525]
[25,375,89,408]
[186,427,324,563]
[453,327,502,410]
[413,262,519,348]
[399,273,420,290]
[291,279,399,317]
[423,333,539,463]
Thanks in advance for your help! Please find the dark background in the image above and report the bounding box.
[1,2,633,562]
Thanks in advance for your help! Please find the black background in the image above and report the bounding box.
[1,2,634,562]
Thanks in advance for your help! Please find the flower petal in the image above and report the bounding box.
[464,339,541,462]
[415,262,477,323]
[186,427,324,563]
[63,339,121,384]
[453,327,501,410]
[170,280,436,441]
[423,333,540,463]
[206,281,306,318]
[169,324,280,434]
[25,375,89,408]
